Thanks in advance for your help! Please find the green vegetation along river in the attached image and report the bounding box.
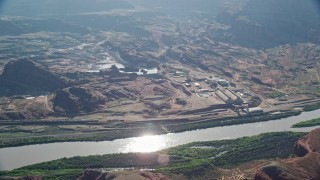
[0,109,320,171]
[291,117,320,128]
[1,131,305,179]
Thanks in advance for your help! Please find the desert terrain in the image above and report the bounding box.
[0,0,320,179]
[0,0,320,147]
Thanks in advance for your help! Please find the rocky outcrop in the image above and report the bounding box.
[53,87,105,116]
[294,128,320,157]
[0,59,66,96]
[255,153,320,180]
[255,129,320,180]
[99,65,121,77]
[78,169,168,180]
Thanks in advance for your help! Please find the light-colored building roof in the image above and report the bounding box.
[224,89,239,101]
[175,71,185,75]
[216,90,232,103]
[246,107,264,113]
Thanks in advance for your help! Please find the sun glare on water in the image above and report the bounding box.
[122,135,169,153]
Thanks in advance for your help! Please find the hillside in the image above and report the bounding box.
[0,59,66,96]
[216,0,320,48]
[254,129,320,179]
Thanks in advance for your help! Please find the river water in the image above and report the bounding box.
[1,109,320,171]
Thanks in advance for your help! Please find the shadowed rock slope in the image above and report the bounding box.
[0,59,66,96]
[52,87,106,116]
[294,127,320,157]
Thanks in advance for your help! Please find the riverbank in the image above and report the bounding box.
[1,108,320,171]
[0,131,306,179]
[0,110,302,148]
[291,117,320,128]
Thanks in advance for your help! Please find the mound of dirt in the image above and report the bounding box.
[294,128,320,157]
[0,59,66,96]
[78,169,168,180]
[52,87,105,116]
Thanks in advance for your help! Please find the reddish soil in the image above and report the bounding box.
[255,129,320,180]
[78,170,169,180]
[294,128,320,157]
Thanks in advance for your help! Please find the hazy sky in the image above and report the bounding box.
[0,0,319,17]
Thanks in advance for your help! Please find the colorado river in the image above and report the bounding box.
[1,109,320,171]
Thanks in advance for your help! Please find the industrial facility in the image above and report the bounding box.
[215,88,243,105]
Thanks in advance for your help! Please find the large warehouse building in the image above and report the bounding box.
[215,88,243,105]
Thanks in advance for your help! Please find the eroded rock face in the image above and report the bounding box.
[294,128,320,157]
[255,129,320,180]
[53,87,106,115]
[255,153,320,180]
[0,59,66,96]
